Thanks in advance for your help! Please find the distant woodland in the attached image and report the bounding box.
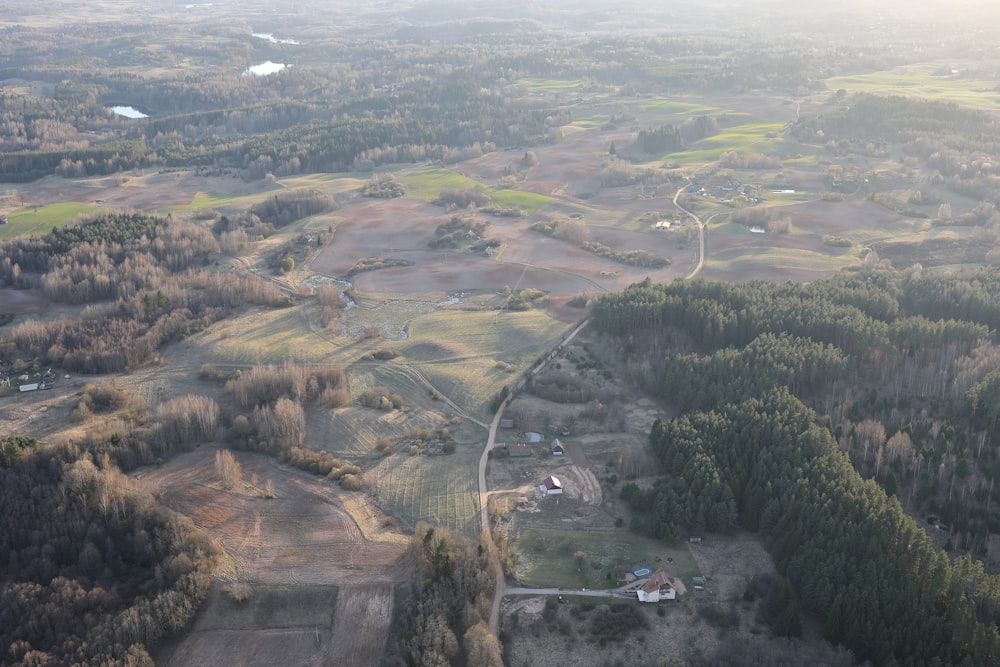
[1,2,994,187]
[593,267,1000,664]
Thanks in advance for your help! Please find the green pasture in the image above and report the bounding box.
[489,188,552,213]
[512,78,584,91]
[640,99,720,116]
[399,167,552,213]
[825,70,1000,108]
[367,448,481,536]
[0,202,105,239]
[666,118,785,163]
[398,168,481,201]
[514,527,701,590]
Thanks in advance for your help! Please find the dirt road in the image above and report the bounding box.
[480,317,591,635]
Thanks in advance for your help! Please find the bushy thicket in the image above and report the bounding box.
[383,525,502,667]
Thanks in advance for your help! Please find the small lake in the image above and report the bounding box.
[244,61,288,76]
[110,106,148,119]
[252,32,299,45]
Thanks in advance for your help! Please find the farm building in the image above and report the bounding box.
[540,475,563,495]
[550,439,565,456]
[637,569,679,603]
[500,418,515,429]
[507,443,533,457]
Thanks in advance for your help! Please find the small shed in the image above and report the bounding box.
[550,438,565,456]
[19,383,39,392]
[500,418,515,429]
[540,475,563,495]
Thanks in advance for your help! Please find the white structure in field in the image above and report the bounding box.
[540,475,563,495]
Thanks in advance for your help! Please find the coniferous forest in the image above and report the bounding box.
[593,267,1000,665]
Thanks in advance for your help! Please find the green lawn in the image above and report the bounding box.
[0,203,106,239]
[514,527,701,590]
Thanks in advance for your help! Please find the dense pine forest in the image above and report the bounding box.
[592,267,1000,664]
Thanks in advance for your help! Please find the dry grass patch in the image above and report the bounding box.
[367,448,481,536]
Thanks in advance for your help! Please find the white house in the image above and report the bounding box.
[636,569,678,602]
[540,475,563,495]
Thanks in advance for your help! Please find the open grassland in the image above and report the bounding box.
[404,309,572,418]
[512,78,584,91]
[702,245,857,281]
[367,448,481,536]
[825,69,1000,108]
[489,188,552,213]
[640,99,721,115]
[513,527,701,590]
[398,168,481,200]
[306,362,460,460]
[666,117,785,163]
[0,202,105,238]
[398,167,551,213]
[278,172,366,194]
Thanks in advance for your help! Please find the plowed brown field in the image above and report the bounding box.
[142,446,409,667]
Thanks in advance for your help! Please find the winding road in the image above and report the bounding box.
[674,183,708,280]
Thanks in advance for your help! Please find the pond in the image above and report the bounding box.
[109,106,148,119]
[244,61,288,76]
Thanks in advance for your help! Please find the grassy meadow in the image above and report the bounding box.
[0,202,106,239]
[514,527,701,590]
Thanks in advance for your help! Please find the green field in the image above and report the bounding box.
[1,202,105,239]
[825,70,1000,108]
[512,78,584,91]
[404,309,572,419]
[399,167,552,213]
[666,117,785,163]
[514,528,701,590]
[640,99,721,115]
[489,188,552,213]
[367,448,481,536]
[398,168,481,201]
